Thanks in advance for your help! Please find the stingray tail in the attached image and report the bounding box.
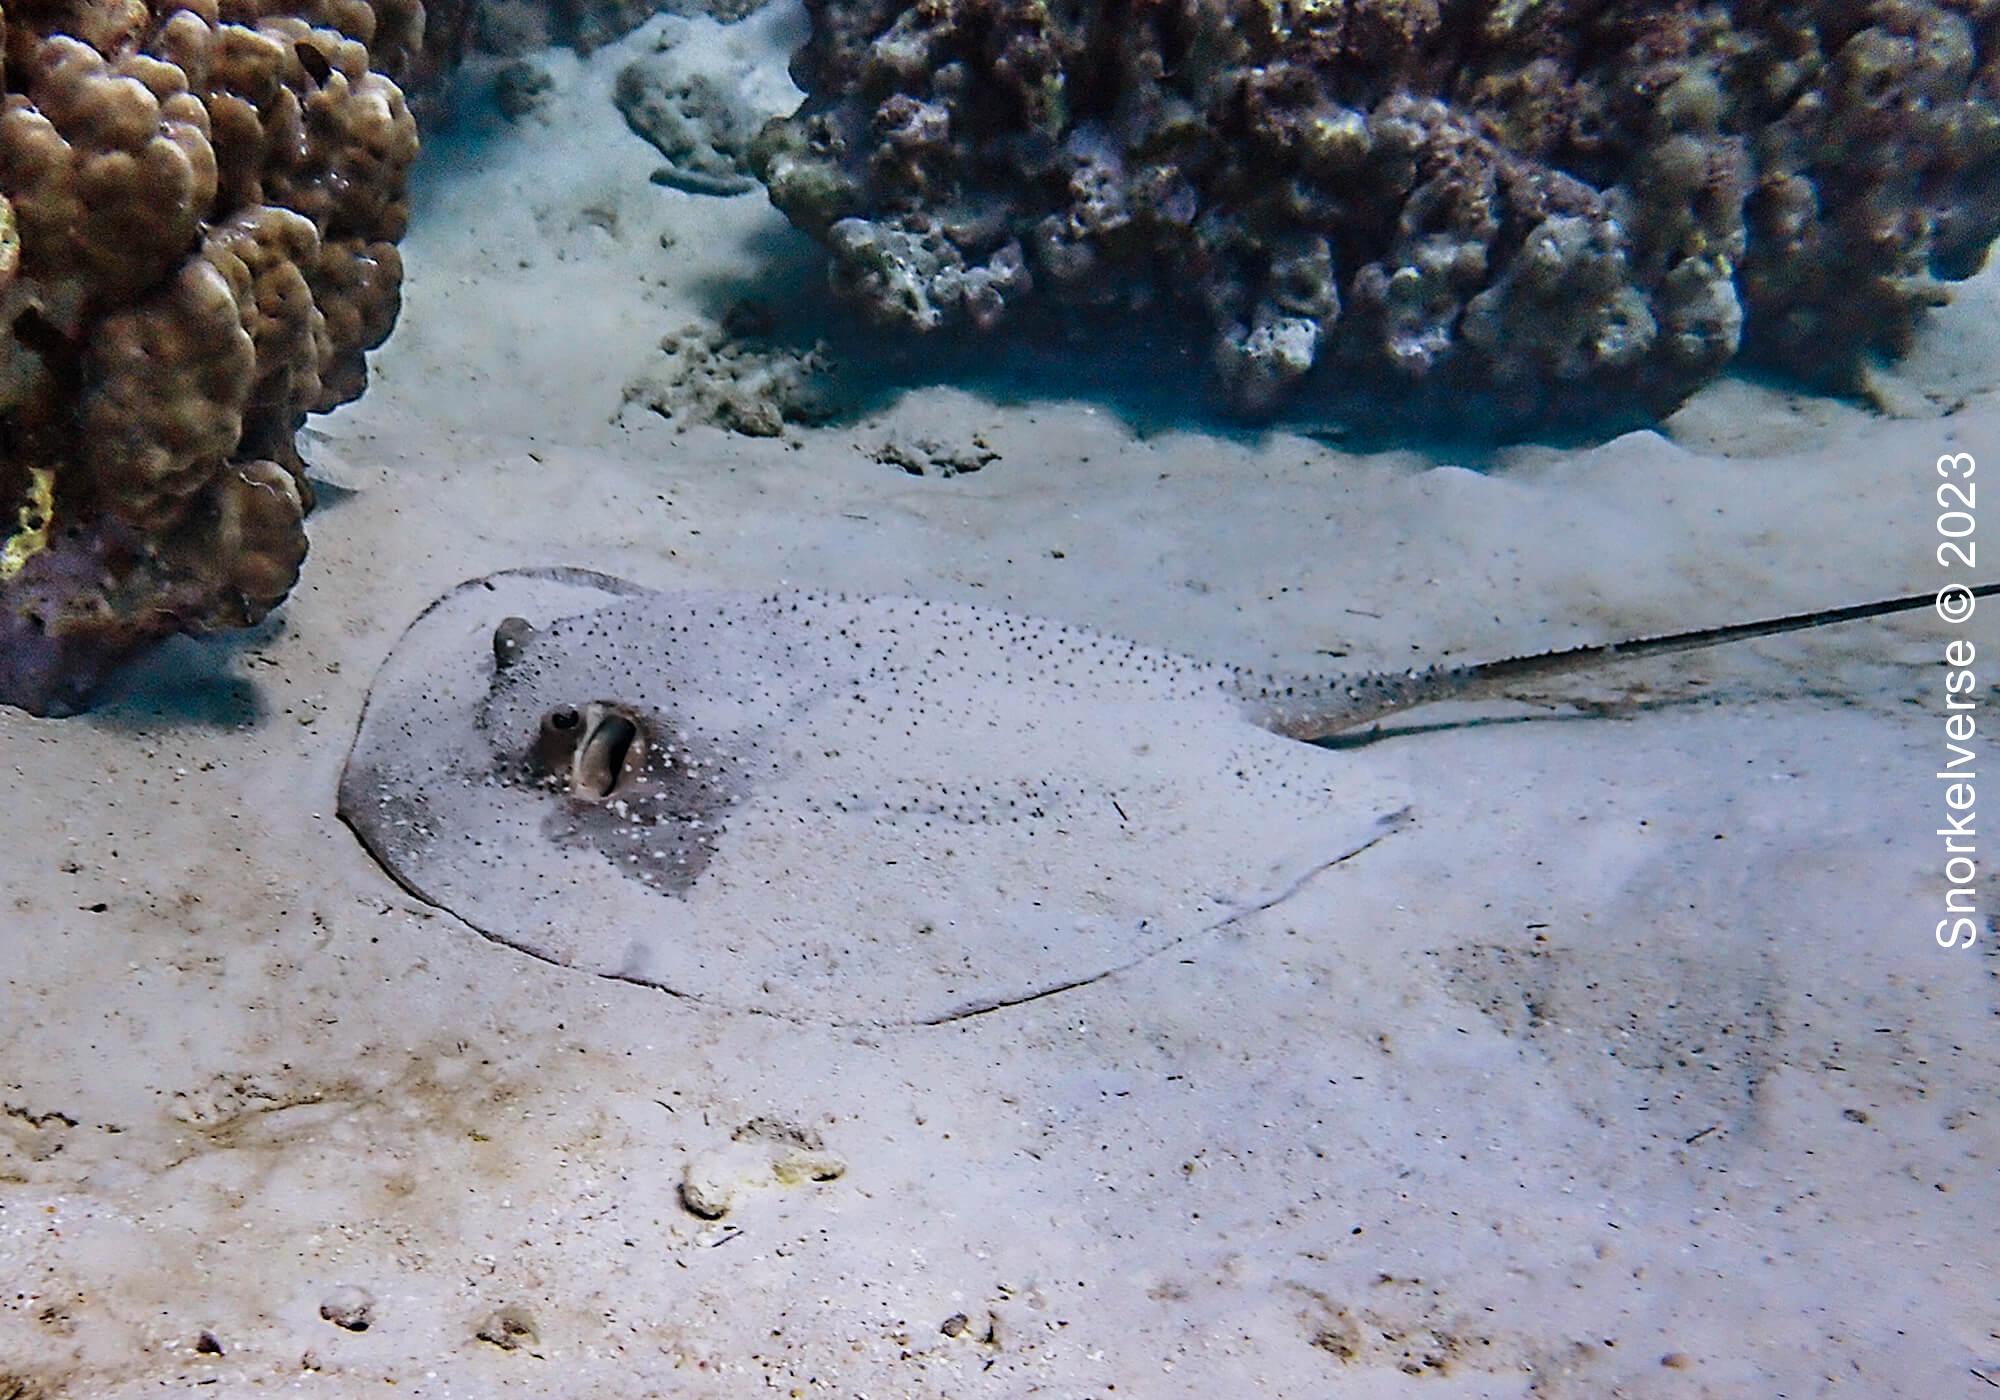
[1248,584,2000,742]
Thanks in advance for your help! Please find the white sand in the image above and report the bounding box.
[4,10,1997,1394]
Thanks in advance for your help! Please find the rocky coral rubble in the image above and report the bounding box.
[620,312,840,437]
[754,0,2000,431]
[0,0,422,713]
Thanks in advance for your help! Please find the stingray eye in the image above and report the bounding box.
[531,706,586,781]
[494,616,538,670]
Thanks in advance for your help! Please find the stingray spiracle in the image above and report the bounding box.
[534,702,652,800]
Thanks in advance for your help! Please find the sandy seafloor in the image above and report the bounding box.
[5,8,2000,1396]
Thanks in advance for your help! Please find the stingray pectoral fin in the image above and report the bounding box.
[338,567,658,899]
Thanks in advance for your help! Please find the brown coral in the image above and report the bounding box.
[0,0,420,714]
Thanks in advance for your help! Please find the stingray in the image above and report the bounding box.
[337,568,1992,1026]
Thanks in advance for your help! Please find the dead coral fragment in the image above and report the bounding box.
[679,1119,847,1220]
[0,0,420,713]
[757,0,2000,431]
[475,1304,540,1352]
[621,316,840,437]
[870,431,998,477]
[615,52,761,195]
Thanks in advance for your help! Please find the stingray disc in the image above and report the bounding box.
[338,569,1408,1025]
